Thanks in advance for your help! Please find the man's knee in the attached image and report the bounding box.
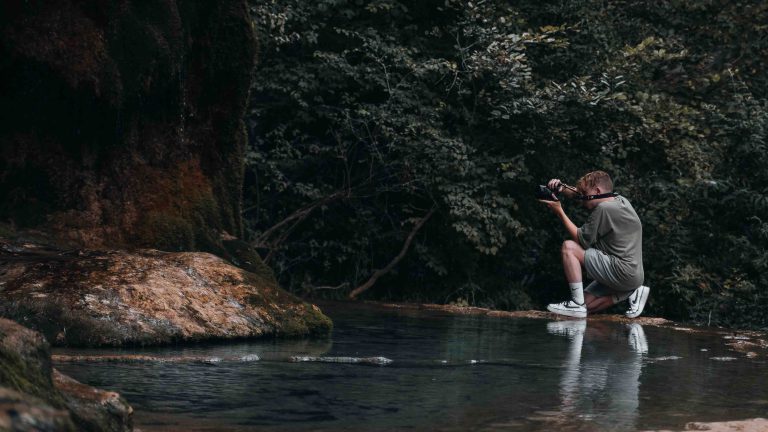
[561,240,585,265]
[561,240,581,256]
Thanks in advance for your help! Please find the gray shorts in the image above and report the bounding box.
[584,248,640,294]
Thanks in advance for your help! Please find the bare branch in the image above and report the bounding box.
[254,190,347,248]
[309,282,350,291]
[348,206,436,299]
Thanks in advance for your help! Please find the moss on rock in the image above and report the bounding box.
[0,318,132,431]
[277,305,334,338]
[0,320,63,407]
[0,387,76,432]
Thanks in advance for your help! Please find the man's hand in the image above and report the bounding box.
[539,196,578,242]
[548,178,580,199]
[547,179,564,193]
[538,197,563,213]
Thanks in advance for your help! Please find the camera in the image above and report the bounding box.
[536,185,559,201]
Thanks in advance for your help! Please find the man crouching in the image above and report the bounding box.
[539,170,650,318]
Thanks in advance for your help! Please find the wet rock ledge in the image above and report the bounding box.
[0,317,132,431]
[0,241,332,347]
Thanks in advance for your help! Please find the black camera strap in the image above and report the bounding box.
[558,183,619,201]
[575,192,619,201]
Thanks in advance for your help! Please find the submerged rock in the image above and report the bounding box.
[0,245,332,346]
[52,354,247,364]
[289,356,393,366]
[0,318,132,431]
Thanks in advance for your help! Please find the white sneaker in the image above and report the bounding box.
[547,320,587,338]
[547,300,587,318]
[626,323,649,354]
[626,285,650,318]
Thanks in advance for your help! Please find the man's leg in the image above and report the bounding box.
[561,240,586,304]
[583,282,635,313]
[580,248,638,314]
[584,292,615,313]
[547,241,589,318]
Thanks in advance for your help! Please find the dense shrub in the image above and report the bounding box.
[245,0,768,328]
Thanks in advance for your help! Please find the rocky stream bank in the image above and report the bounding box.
[0,317,132,431]
[0,237,333,431]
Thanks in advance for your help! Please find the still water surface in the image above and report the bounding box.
[55,303,768,431]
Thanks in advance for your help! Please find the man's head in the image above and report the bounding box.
[576,171,613,208]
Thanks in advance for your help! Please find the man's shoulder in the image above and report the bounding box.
[602,195,633,209]
[595,196,637,216]
[609,196,642,221]
[616,195,637,210]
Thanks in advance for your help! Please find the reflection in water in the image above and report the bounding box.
[55,337,335,361]
[54,303,768,432]
[547,320,648,431]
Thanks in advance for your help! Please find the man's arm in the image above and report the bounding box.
[555,206,579,242]
[538,199,579,242]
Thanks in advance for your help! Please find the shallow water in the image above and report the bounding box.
[55,303,768,431]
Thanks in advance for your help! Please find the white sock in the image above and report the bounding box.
[569,282,584,305]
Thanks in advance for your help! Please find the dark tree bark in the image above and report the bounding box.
[0,0,257,252]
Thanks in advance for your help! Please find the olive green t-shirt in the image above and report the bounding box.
[577,196,644,286]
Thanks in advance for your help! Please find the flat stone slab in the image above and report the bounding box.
[370,300,672,326]
[365,301,768,359]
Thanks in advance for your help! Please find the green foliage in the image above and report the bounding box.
[245,0,768,328]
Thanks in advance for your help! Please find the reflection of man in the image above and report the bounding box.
[539,171,650,318]
[547,320,648,431]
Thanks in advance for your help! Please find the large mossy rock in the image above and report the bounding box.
[0,1,331,349]
[0,317,132,431]
[0,242,332,347]
[0,0,256,251]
